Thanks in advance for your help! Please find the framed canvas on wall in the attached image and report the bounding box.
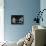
[11,15,24,25]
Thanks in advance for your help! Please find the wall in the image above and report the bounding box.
[40,0,46,45]
[0,0,4,42]
[4,0,40,42]
[40,0,46,26]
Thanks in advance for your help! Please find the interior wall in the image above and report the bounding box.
[40,0,46,45]
[40,0,46,27]
[0,0,4,42]
[4,0,40,42]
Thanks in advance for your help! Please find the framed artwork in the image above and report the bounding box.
[11,15,24,24]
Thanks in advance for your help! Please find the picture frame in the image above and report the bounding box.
[11,15,24,25]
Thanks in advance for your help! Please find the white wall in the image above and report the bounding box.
[0,0,4,42]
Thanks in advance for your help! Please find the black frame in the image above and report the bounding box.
[11,15,24,25]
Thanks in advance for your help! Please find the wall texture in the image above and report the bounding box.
[4,0,40,42]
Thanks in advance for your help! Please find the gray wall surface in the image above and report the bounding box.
[40,0,46,27]
[4,0,40,42]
